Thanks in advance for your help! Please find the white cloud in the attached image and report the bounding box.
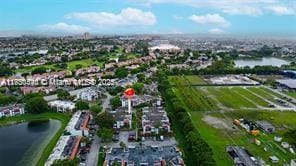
[65,8,156,27]
[208,28,225,34]
[221,6,263,16]
[173,15,183,20]
[39,22,90,34]
[266,6,294,15]
[134,0,296,16]
[189,14,230,27]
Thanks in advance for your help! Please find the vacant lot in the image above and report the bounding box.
[189,110,296,166]
[169,75,296,165]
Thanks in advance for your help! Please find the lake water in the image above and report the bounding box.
[0,119,61,166]
[234,57,291,68]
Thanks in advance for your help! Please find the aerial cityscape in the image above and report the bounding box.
[0,0,296,166]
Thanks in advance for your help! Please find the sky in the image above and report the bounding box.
[0,0,296,37]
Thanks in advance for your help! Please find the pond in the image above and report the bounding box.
[0,119,61,166]
[234,57,291,68]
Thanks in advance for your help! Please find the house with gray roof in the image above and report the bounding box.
[141,107,171,135]
[104,145,184,166]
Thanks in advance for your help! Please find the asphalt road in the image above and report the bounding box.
[85,136,101,166]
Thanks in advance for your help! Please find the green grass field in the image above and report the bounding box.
[205,87,258,109]
[15,58,104,73]
[168,75,207,86]
[248,87,282,104]
[0,112,71,166]
[184,75,208,85]
[169,75,285,110]
[180,101,296,166]
[172,86,218,112]
[168,76,188,86]
[169,75,296,165]
[231,87,270,107]
[285,91,296,99]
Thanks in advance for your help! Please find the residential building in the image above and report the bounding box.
[76,87,100,101]
[48,100,75,112]
[121,95,159,107]
[65,111,91,137]
[104,145,184,166]
[117,75,138,87]
[149,44,181,53]
[20,86,56,95]
[104,55,156,70]
[141,107,171,135]
[110,107,132,129]
[144,82,159,95]
[0,104,25,118]
[45,136,82,166]
[75,66,100,76]
[26,70,70,81]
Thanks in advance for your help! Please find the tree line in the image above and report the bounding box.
[157,72,216,166]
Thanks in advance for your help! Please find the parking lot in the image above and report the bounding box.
[104,131,177,148]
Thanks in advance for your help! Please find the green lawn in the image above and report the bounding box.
[0,112,71,166]
[15,58,104,73]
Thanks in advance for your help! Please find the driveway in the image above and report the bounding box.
[85,136,101,166]
[102,92,112,112]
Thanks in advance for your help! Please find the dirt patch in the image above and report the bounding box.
[203,115,233,130]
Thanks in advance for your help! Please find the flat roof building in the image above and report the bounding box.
[141,107,171,135]
[277,79,296,90]
[65,111,90,137]
[0,104,25,118]
[48,100,75,112]
[45,136,82,166]
[256,121,275,133]
[226,146,256,166]
[104,145,184,166]
[76,87,101,101]
[110,107,132,129]
[149,44,181,52]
